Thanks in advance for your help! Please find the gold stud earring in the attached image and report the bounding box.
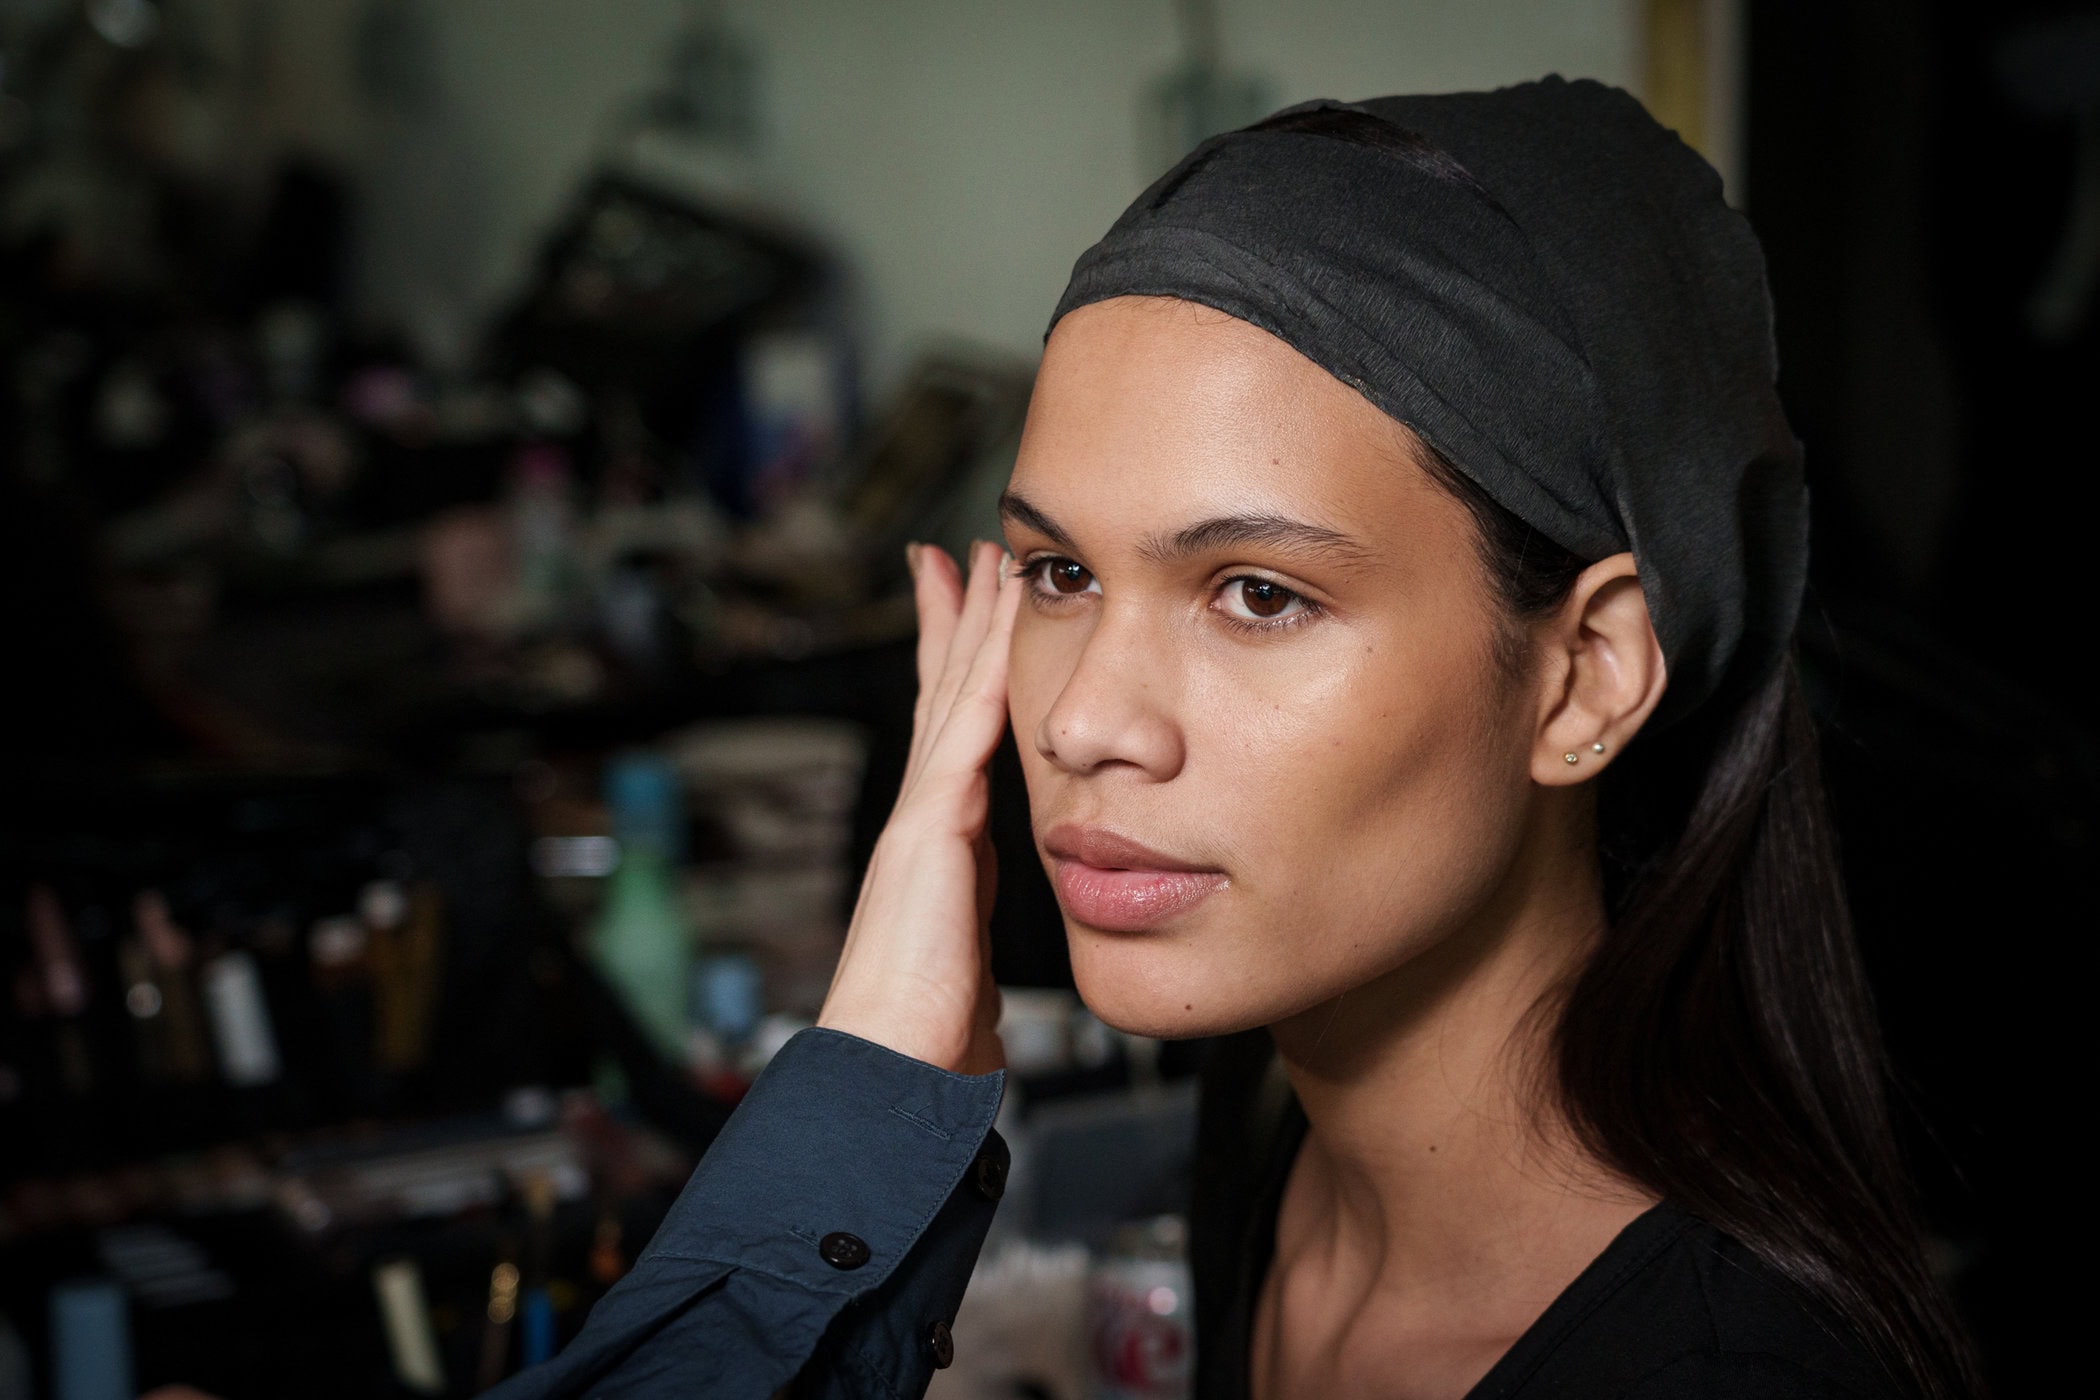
[1592,741,1606,755]
[1563,751,1580,764]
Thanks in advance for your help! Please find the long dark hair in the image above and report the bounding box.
[1418,441,1982,1399]
[1253,102,1980,1398]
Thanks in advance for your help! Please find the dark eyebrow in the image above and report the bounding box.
[999,489,1371,571]
[997,489,1075,549]
[1143,513,1373,568]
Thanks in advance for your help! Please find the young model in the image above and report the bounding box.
[495,80,1977,1400]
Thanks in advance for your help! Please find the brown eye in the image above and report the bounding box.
[1046,560,1095,595]
[1238,579,1293,617]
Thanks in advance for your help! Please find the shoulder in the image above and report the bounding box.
[1493,1206,1904,1400]
[1610,1208,1901,1398]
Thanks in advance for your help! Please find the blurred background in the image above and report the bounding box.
[0,1,2089,1397]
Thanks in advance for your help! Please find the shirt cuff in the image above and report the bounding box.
[641,1026,1007,1300]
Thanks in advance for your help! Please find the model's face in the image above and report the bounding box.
[1004,297,1547,1039]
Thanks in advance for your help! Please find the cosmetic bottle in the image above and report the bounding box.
[129,891,211,1085]
[590,753,695,1066]
[27,885,95,1098]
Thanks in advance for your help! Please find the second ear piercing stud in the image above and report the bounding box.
[1592,741,1607,754]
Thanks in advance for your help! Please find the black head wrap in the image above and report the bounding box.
[1048,76,1805,724]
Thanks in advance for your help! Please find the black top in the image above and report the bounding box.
[1189,1031,1900,1399]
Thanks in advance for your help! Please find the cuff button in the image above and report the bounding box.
[926,1319,955,1369]
[818,1232,871,1270]
[972,1139,1011,1202]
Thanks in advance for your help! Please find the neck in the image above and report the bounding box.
[1266,801,1654,1316]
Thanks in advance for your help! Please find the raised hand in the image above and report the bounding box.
[816,540,1023,1075]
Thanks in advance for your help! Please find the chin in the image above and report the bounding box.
[1064,915,1295,1041]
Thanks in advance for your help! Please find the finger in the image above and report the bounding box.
[898,546,1018,822]
[904,545,966,783]
[911,544,964,702]
[958,555,1022,711]
[921,556,1023,775]
[930,541,1007,725]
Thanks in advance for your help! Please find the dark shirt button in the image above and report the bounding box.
[818,1232,871,1270]
[926,1319,955,1370]
[972,1135,1011,1202]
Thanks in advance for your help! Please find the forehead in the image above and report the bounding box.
[1010,297,1444,537]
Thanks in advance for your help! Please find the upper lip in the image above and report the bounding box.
[1041,823,1219,873]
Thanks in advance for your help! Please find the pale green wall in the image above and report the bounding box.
[332,0,1638,388]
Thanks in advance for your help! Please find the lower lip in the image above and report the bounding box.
[1051,861,1225,932]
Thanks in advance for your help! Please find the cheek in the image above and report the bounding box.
[1197,611,1513,818]
[1004,612,1059,741]
[1281,673,1529,956]
[1081,622,1531,1034]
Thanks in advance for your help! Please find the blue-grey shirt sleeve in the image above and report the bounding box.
[484,1028,1009,1400]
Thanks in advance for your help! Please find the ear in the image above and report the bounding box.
[1528,552,1667,786]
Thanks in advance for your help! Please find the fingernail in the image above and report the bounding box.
[905,542,923,575]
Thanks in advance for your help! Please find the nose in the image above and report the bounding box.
[1032,608,1185,779]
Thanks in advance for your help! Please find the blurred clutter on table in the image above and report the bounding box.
[0,5,1201,1397]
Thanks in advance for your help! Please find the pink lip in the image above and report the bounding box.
[1042,824,1226,933]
